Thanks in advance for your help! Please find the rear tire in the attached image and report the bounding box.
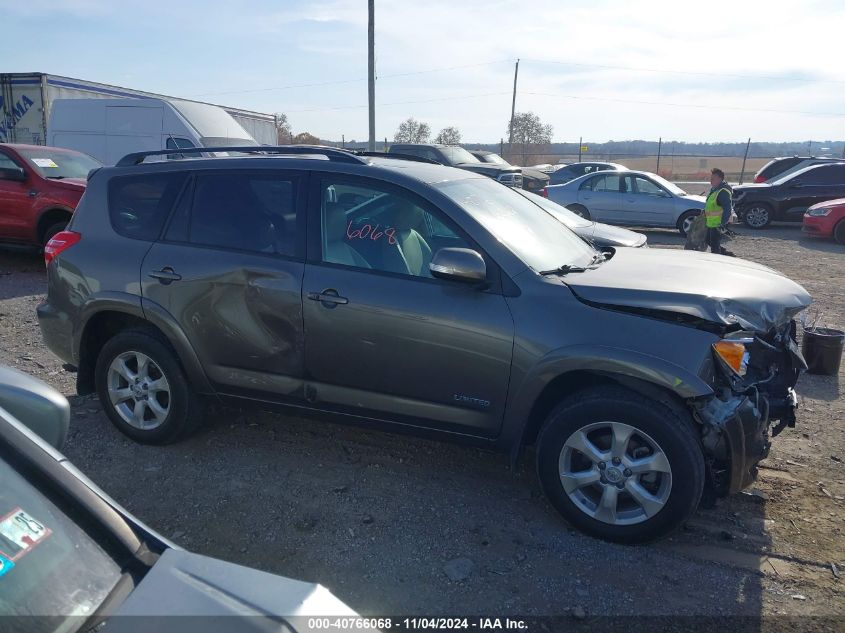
[566,204,591,220]
[834,219,845,245]
[741,203,772,229]
[536,385,704,544]
[677,210,700,237]
[95,330,202,444]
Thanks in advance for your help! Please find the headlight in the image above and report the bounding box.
[807,207,832,217]
[713,340,750,376]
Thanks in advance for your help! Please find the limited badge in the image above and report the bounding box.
[0,508,52,562]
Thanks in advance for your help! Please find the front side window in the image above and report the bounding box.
[190,173,298,256]
[109,172,188,241]
[798,166,844,185]
[321,180,469,278]
[634,176,665,195]
[0,153,21,172]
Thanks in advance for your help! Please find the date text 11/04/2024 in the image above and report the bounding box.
[307,618,528,630]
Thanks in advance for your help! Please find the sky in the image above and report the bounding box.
[2,0,845,144]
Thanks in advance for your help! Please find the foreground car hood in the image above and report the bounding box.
[111,549,354,630]
[563,248,811,330]
[682,194,707,205]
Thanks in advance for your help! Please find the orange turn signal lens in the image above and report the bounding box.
[713,341,747,375]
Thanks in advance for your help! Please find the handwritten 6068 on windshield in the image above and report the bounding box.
[347,220,397,245]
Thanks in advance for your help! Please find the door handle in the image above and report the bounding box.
[148,267,182,284]
[307,289,348,307]
[27,190,38,197]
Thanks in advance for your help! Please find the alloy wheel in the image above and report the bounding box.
[558,421,673,526]
[744,206,770,228]
[106,351,171,430]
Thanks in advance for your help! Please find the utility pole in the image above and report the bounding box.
[656,137,662,174]
[367,0,376,152]
[508,59,519,147]
[739,137,751,184]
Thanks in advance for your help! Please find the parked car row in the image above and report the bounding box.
[37,144,810,544]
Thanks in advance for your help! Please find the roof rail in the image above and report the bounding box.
[115,145,369,167]
[351,150,442,165]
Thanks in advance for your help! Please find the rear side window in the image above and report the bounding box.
[109,172,188,241]
[759,158,802,180]
[189,173,299,256]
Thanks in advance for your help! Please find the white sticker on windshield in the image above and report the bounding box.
[0,508,52,561]
[31,158,59,168]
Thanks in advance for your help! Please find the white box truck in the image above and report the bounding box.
[1,73,278,158]
[48,98,259,165]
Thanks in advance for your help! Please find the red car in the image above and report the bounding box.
[803,198,845,244]
[0,144,100,248]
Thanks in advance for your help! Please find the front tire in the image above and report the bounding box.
[536,386,704,544]
[95,330,202,444]
[42,221,68,247]
[834,219,845,245]
[741,203,772,229]
[677,210,700,237]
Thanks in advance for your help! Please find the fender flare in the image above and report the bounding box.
[500,344,714,458]
[74,293,213,395]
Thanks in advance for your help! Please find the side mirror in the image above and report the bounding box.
[0,167,26,182]
[430,248,486,283]
[0,366,70,450]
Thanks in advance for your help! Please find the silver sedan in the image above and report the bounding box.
[545,170,706,235]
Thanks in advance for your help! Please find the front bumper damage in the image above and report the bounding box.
[694,321,806,496]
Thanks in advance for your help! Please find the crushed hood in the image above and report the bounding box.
[563,248,811,331]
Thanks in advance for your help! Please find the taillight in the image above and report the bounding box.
[540,187,548,197]
[44,231,81,266]
[754,175,766,183]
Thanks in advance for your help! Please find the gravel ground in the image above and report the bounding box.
[0,224,843,621]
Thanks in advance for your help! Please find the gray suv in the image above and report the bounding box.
[37,146,811,543]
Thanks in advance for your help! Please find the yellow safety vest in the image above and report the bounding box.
[704,186,731,228]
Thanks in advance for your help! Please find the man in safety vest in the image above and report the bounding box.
[703,168,734,254]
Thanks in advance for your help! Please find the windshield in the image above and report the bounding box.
[16,148,101,179]
[514,190,592,229]
[480,153,509,166]
[0,448,122,628]
[440,146,480,164]
[436,177,597,271]
[646,173,687,196]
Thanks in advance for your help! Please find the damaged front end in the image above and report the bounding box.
[694,319,807,496]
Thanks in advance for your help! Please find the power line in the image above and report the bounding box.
[187,59,512,98]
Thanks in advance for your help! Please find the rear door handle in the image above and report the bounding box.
[148,267,182,284]
[307,289,348,308]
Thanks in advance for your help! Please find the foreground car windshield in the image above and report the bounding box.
[0,450,122,627]
[16,148,101,179]
[436,178,597,271]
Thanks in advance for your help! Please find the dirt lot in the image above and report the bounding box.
[0,225,843,623]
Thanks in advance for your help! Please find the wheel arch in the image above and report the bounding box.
[501,347,713,465]
[36,207,74,244]
[75,298,213,397]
